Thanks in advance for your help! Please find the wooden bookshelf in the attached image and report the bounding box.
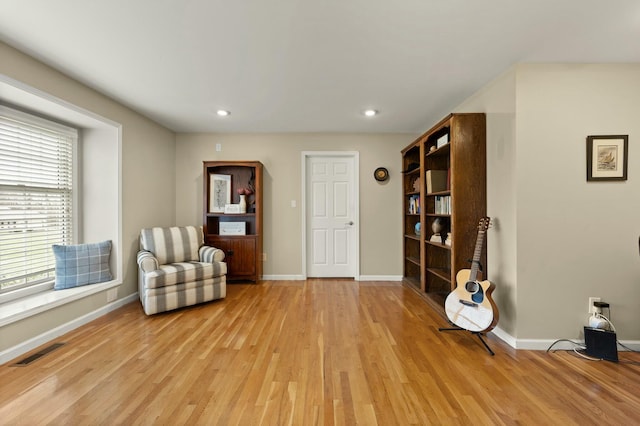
[401,113,486,308]
[203,161,263,282]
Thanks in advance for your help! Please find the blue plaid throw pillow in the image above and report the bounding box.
[53,240,113,290]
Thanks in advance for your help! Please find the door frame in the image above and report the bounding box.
[301,151,360,280]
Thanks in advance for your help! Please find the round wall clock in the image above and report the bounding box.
[374,167,389,182]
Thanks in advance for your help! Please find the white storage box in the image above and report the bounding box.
[219,222,246,235]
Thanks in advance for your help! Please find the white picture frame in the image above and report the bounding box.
[436,133,449,148]
[209,174,231,212]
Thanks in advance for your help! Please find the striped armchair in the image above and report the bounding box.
[137,226,226,315]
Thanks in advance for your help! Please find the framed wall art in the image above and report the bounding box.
[209,174,231,212]
[586,135,628,181]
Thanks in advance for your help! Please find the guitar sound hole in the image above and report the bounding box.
[465,281,479,294]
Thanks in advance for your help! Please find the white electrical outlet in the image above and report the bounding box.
[107,288,118,303]
[588,297,601,314]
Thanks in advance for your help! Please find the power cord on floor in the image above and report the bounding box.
[546,339,585,352]
[545,339,604,361]
[547,311,640,364]
[571,348,601,361]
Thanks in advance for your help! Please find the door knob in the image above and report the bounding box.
[346,221,354,226]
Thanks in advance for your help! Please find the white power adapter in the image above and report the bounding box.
[588,313,607,329]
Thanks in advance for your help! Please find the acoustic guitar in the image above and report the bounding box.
[444,217,499,333]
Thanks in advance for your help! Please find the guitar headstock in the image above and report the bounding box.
[478,216,491,232]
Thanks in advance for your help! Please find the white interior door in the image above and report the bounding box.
[304,153,358,278]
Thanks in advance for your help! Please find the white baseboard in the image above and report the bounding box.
[616,341,640,351]
[358,275,403,281]
[0,293,139,365]
[515,337,640,351]
[516,339,577,351]
[260,275,403,281]
[490,326,516,348]
[261,275,306,281]
[489,326,640,351]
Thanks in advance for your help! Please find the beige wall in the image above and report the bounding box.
[175,133,412,277]
[458,64,640,344]
[455,68,518,336]
[0,42,176,354]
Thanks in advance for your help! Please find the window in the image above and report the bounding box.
[0,105,77,294]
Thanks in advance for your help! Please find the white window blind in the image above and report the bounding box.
[0,106,76,293]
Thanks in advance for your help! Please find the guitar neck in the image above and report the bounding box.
[468,230,486,282]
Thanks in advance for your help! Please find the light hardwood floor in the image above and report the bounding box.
[1,280,639,425]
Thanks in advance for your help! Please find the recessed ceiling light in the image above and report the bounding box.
[216,110,230,117]
[363,109,378,117]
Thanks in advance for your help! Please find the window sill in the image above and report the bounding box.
[0,280,121,328]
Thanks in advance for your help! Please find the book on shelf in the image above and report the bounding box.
[434,195,451,214]
[426,170,448,193]
[408,195,420,214]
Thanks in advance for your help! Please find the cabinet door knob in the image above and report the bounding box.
[227,250,234,256]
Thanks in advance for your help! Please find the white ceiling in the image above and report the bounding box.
[1,0,639,133]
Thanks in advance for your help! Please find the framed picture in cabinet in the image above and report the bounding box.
[209,174,231,212]
[586,135,628,181]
